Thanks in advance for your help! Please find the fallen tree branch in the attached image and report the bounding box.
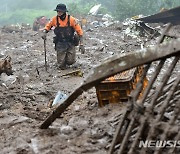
[40,39,180,129]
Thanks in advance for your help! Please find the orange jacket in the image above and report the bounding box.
[45,14,83,36]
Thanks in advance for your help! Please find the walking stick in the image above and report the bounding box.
[44,39,47,71]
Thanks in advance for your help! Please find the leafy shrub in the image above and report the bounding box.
[0,9,55,26]
[114,0,180,21]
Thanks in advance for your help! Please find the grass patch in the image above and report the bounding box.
[0,9,56,26]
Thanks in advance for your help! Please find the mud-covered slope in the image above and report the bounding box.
[0,20,179,154]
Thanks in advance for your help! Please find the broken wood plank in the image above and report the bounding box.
[40,39,180,129]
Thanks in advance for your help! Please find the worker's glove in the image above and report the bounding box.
[79,45,85,54]
[41,30,47,40]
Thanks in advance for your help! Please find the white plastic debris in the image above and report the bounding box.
[52,91,67,106]
[0,73,16,88]
[88,4,101,15]
[103,21,114,27]
[102,14,113,21]
[60,125,73,135]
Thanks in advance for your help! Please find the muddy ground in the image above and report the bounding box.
[0,18,179,154]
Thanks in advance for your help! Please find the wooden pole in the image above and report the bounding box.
[44,39,47,71]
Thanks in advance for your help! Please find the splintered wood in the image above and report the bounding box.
[109,25,180,154]
[40,27,180,154]
[109,56,180,154]
[106,68,137,81]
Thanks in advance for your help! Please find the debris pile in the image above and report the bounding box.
[0,9,179,153]
[1,23,31,33]
[109,26,180,154]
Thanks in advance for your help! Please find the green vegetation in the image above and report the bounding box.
[0,0,179,25]
[114,0,180,20]
[68,2,95,16]
[0,9,56,25]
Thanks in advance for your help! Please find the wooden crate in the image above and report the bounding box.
[95,67,144,106]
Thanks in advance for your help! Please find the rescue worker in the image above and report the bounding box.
[42,4,85,69]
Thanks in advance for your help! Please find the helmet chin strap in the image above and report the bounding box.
[59,13,66,21]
